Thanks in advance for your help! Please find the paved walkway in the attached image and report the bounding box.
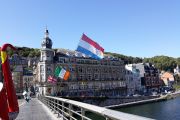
[16,98,61,120]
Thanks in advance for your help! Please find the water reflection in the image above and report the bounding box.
[117,97,180,120]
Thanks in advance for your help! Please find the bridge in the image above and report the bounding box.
[16,96,154,120]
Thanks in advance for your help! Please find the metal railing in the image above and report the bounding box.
[38,95,154,120]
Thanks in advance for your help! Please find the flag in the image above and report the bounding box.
[54,66,70,80]
[48,75,57,83]
[76,33,104,59]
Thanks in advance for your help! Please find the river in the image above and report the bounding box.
[117,96,180,120]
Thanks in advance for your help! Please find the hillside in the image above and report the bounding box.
[7,47,180,72]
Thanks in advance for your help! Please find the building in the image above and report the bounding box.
[12,65,23,93]
[135,63,161,93]
[9,54,28,68]
[174,65,180,75]
[28,57,39,68]
[23,69,34,92]
[160,72,174,87]
[125,64,141,95]
[35,29,126,97]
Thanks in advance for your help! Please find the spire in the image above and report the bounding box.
[45,26,49,38]
[41,27,52,49]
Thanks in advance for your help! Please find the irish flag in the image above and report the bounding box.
[54,66,70,80]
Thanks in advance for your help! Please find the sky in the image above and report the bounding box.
[0,0,180,58]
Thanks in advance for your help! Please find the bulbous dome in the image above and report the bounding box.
[41,29,52,49]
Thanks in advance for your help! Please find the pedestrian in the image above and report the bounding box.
[23,90,30,102]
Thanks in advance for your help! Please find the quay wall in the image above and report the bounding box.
[59,91,180,109]
[106,91,180,109]
[63,96,159,107]
[106,96,166,109]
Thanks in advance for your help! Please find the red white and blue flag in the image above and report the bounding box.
[76,34,104,59]
[48,75,57,83]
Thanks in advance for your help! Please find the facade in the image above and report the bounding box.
[12,65,23,93]
[23,69,34,91]
[125,64,141,95]
[9,54,28,68]
[35,29,126,97]
[174,65,180,75]
[160,72,174,87]
[135,63,161,93]
[28,57,39,68]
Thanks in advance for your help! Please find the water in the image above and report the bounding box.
[117,96,180,120]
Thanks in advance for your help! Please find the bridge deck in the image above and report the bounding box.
[16,98,61,120]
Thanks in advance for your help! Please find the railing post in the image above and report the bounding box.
[57,100,61,118]
[46,97,48,107]
[53,99,56,113]
[62,102,65,119]
[55,99,58,113]
[48,98,50,108]
[49,98,51,109]
[45,97,47,105]
[81,108,85,120]
[69,104,73,120]
[106,117,110,120]
[42,96,44,104]
[48,97,49,107]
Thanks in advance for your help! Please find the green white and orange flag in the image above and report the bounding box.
[54,66,70,80]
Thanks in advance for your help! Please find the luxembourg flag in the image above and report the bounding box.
[76,34,104,59]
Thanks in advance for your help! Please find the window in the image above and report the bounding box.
[40,74,45,81]
[47,66,51,73]
[78,67,83,72]
[40,65,44,72]
[59,58,65,63]
[42,56,45,61]
[88,74,92,80]
[94,74,99,80]
[87,67,91,72]
[69,67,75,72]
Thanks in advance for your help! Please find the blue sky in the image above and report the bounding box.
[0,0,180,58]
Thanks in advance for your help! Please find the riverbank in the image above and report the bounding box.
[105,96,166,108]
[63,95,159,107]
[117,95,180,120]
[105,90,180,109]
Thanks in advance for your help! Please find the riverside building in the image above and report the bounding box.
[135,63,161,93]
[35,29,127,97]
[125,64,141,95]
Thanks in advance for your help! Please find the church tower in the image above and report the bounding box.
[39,28,54,83]
[40,28,54,62]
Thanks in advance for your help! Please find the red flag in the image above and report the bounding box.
[48,76,57,83]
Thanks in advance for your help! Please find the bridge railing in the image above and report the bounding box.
[38,95,154,120]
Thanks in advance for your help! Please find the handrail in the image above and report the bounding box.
[38,95,154,120]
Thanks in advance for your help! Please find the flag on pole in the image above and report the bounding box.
[48,75,57,83]
[54,66,70,80]
[76,34,104,60]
